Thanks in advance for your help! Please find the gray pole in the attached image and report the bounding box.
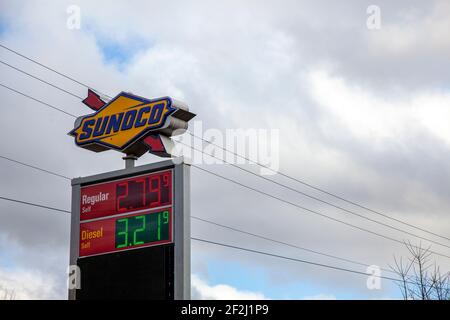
[174,162,191,299]
[122,154,138,169]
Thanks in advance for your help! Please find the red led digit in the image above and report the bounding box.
[163,172,172,203]
[162,172,169,187]
[149,175,161,207]
[116,182,129,212]
[135,178,146,207]
[161,172,171,206]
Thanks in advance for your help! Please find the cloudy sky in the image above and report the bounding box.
[0,0,450,299]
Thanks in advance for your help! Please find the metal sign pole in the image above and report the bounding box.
[122,154,138,169]
[174,162,191,299]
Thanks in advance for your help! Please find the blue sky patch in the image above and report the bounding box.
[84,22,151,69]
[79,16,153,69]
[204,260,342,299]
[0,18,9,36]
[95,37,146,66]
[204,259,400,299]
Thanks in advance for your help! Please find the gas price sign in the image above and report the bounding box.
[78,170,173,257]
[80,170,172,220]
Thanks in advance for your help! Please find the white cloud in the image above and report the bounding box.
[309,69,450,147]
[368,1,450,56]
[413,93,450,146]
[191,273,338,301]
[0,267,62,300]
[306,69,450,213]
[192,274,267,300]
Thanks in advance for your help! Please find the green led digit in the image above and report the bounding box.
[163,211,169,224]
[116,218,128,248]
[157,212,161,240]
[133,215,146,245]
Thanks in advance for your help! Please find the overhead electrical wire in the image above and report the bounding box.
[0,151,400,274]
[181,141,450,250]
[191,215,396,275]
[1,41,448,242]
[1,87,450,259]
[0,43,111,100]
[0,82,77,118]
[0,193,418,285]
[190,164,450,260]
[1,194,449,290]
[192,237,450,290]
[1,41,448,246]
[3,144,450,263]
[1,43,450,258]
[0,193,395,275]
[0,154,71,180]
[0,59,84,100]
[0,195,70,214]
[0,84,450,252]
[187,131,450,243]
[192,237,400,281]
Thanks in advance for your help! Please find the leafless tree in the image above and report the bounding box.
[0,285,16,300]
[390,241,450,300]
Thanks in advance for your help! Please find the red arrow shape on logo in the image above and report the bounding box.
[82,89,106,111]
[143,135,165,152]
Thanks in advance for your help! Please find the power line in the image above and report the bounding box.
[0,194,446,290]
[182,141,450,250]
[2,82,450,259]
[0,193,394,275]
[0,146,418,277]
[0,59,84,100]
[0,189,398,276]
[0,152,401,275]
[0,196,411,285]
[0,196,70,214]
[0,82,77,118]
[3,137,450,265]
[192,237,406,283]
[0,155,71,180]
[187,131,450,243]
[0,42,112,100]
[1,196,398,288]
[192,237,450,291]
[1,40,446,245]
[190,164,450,260]
[0,86,449,261]
[2,52,449,254]
[3,44,447,248]
[1,107,446,260]
[192,215,396,275]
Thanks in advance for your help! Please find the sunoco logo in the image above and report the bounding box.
[69,92,177,151]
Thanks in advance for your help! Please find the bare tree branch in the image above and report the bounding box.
[390,241,450,300]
